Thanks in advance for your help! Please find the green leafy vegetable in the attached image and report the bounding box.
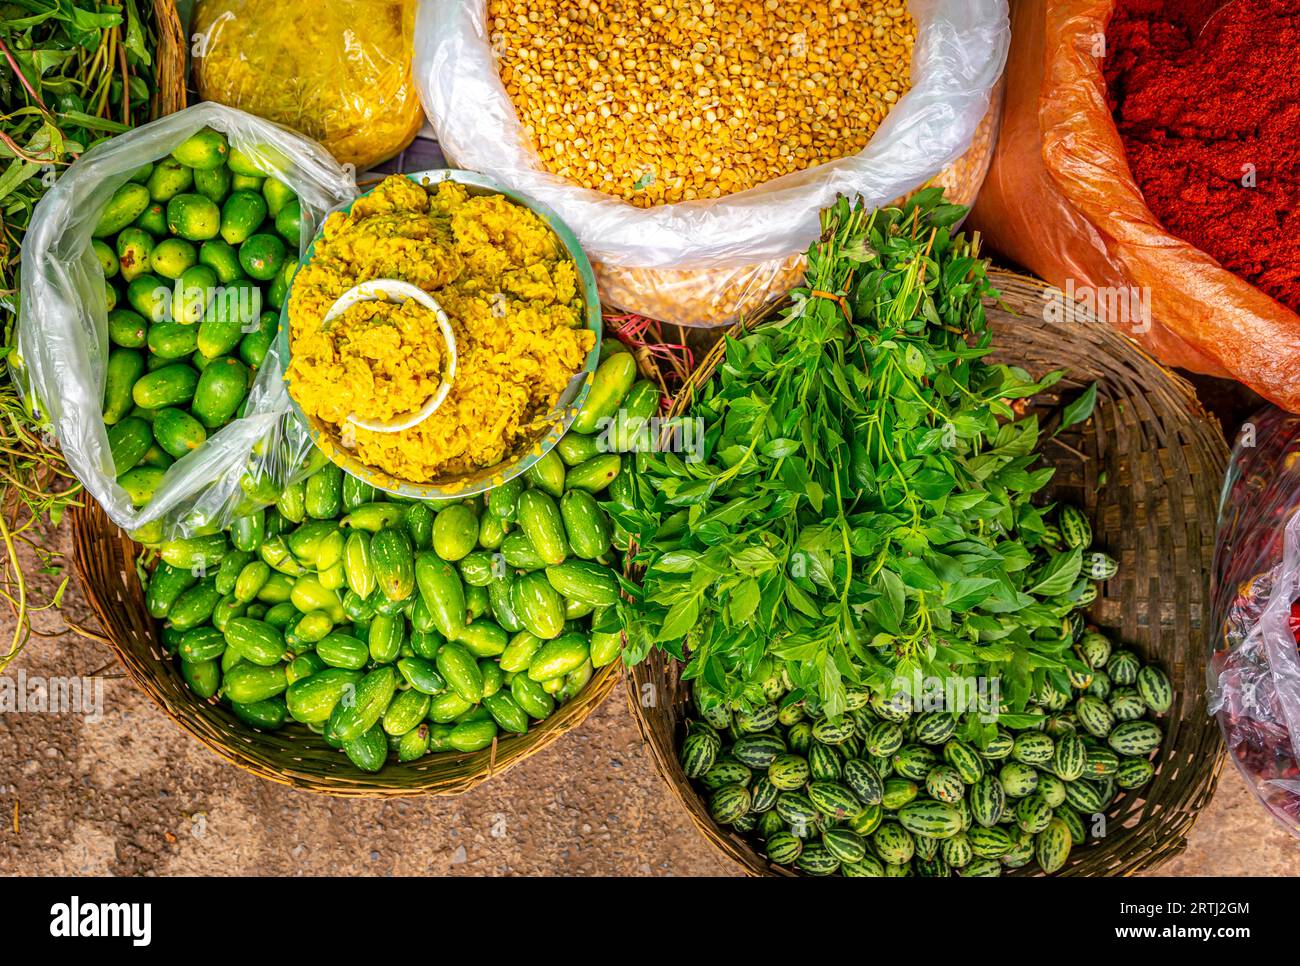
[0,0,167,668]
[622,191,1102,719]
[1057,381,1098,435]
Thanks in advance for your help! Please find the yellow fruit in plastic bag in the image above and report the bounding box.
[192,0,423,172]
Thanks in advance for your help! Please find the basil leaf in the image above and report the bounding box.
[1027,547,1083,597]
[1057,381,1099,434]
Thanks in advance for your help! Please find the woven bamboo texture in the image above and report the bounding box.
[627,268,1229,876]
[151,0,187,119]
[70,320,654,796]
[70,500,623,796]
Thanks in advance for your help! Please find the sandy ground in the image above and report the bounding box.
[1,531,1298,877]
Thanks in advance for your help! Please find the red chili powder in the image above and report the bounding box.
[1105,0,1300,312]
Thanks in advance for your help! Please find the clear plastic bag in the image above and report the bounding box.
[416,0,1010,326]
[192,0,423,172]
[16,102,356,538]
[1209,407,1300,834]
[593,254,807,329]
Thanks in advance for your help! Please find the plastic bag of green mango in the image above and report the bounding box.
[16,101,356,542]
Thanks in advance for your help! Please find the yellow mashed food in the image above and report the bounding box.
[287,175,595,483]
[193,0,423,172]
[293,298,445,425]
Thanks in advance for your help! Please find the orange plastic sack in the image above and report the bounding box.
[968,0,1300,410]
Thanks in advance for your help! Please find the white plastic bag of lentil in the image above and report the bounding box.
[415,0,1010,326]
[16,102,356,539]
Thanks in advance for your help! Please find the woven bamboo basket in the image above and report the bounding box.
[150,0,187,119]
[70,323,663,796]
[627,268,1229,876]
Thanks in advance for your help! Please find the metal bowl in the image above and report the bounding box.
[277,168,603,499]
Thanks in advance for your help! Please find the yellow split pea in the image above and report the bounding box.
[491,0,918,205]
[287,175,594,483]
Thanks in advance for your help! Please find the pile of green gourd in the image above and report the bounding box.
[96,126,301,514]
[141,343,654,771]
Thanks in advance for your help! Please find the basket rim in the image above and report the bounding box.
[69,305,661,797]
[70,497,623,797]
[625,267,1229,876]
[150,0,187,120]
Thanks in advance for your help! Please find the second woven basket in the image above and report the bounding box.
[70,322,671,797]
[627,269,1229,876]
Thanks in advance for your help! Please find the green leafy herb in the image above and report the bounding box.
[621,191,1099,719]
[1057,381,1098,435]
[0,0,167,668]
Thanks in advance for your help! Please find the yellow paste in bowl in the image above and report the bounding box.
[292,298,446,425]
[287,175,594,482]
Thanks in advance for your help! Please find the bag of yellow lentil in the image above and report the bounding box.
[192,0,423,172]
[416,0,1009,326]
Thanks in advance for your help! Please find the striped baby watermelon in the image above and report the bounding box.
[899,800,963,840]
[1137,665,1173,714]
[1035,817,1073,873]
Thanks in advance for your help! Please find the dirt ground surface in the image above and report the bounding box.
[1,531,1298,877]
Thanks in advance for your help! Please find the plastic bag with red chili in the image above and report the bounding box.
[1209,406,1300,833]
